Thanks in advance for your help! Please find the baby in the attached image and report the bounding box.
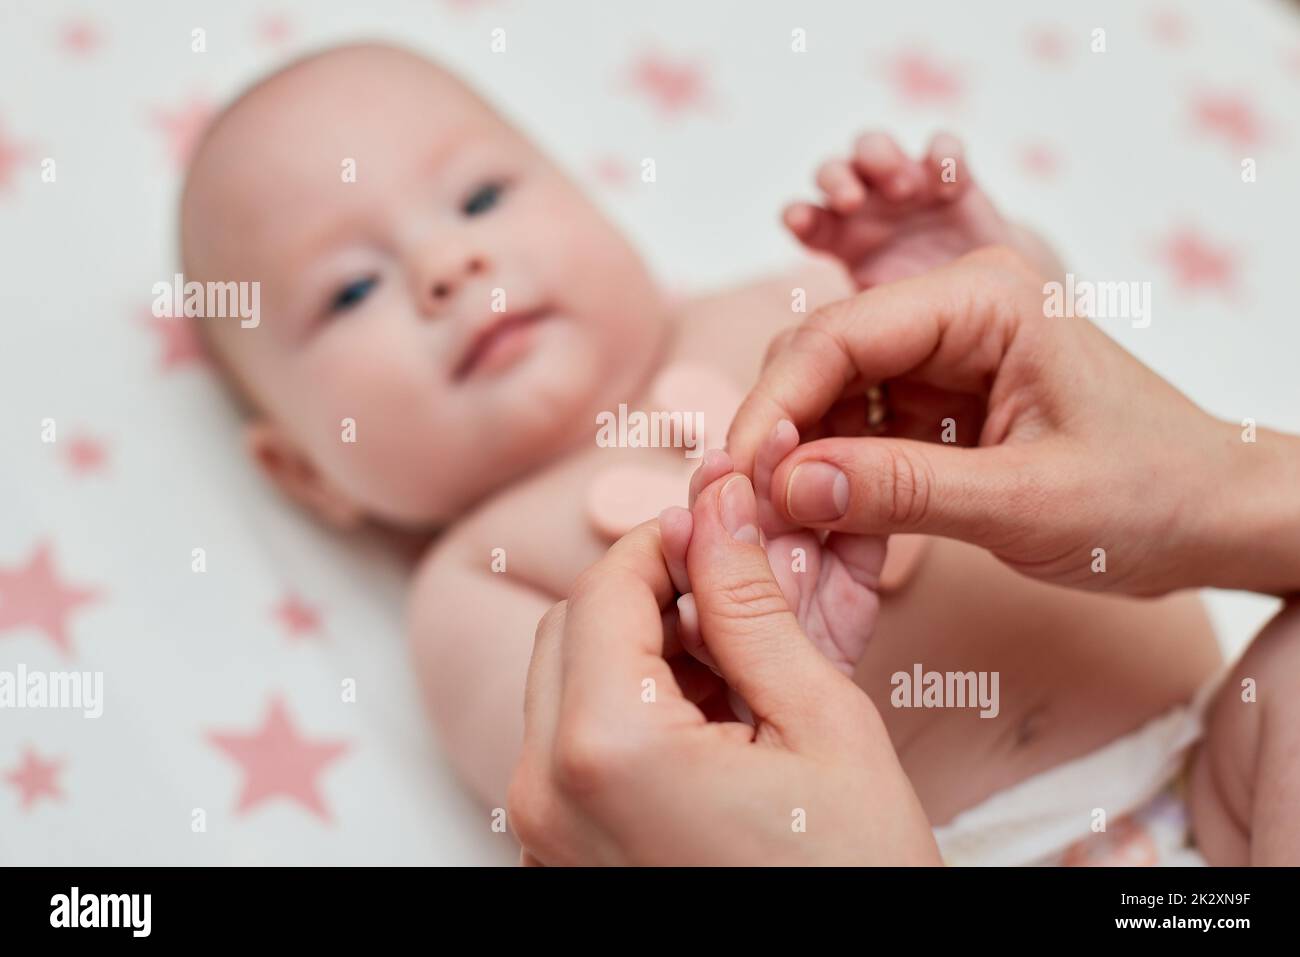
[183,43,1252,864]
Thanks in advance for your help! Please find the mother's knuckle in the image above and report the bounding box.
[878,446,934,529]
[506,765,549,845]
[553,722,626,796]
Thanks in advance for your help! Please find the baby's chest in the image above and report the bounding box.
[474,289,807,597]
[480,357,750,597]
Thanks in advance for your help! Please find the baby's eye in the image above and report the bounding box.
[330,276,379,313]
[462,181,506,217]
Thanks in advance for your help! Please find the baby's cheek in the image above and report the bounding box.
[304,335,465,523]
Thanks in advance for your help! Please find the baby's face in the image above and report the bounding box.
[183,45,667,526]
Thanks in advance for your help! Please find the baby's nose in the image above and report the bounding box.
[423,254,489,313]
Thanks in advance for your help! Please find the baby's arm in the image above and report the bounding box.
[407,532,556,809]
[1190,599,1300,865]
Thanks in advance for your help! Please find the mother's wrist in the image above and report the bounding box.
[1196,419,1300,596]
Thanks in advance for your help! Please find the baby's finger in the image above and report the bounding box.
[782,203,844,253]
[852,131,922,201]
[925,131,967,202]
[815,158,867,214]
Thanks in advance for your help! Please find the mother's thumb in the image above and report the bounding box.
[774,436,1024,545]
[687,473,857,747]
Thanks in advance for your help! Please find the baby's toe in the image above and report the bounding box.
[675,592,719,672]
[825,531,888,590]
[688,448,733,508]
[754,418,801,536]
[658,505,694,595]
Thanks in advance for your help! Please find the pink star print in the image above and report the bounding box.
[1157,228,1237,294]
[59,19,101,56]
[628,53,711,117]
[273,594,322,641]
[5,749,64,810]
[885,50,962,106]
[1193,93,1265,150]
[0,126,32,194]
[257,15,292,46]
[141,307,209,372]
[593,155,630,187]
[65,435,108,475]
[1028,27,1068,64]
[151,97,215,168]
[0,543,101,657]
[1020,143,1060,178]
[209,697,349,821]
[1151,10,1189,46]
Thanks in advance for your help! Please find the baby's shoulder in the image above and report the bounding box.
[412,450,617,606]
[671,259,854,382]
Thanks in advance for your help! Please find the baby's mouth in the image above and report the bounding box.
[453,306,554,381]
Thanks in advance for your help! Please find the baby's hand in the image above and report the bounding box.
[661,436,886,676]
[785,131,1021,288]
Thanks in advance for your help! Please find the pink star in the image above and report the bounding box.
[150,97,215,168]
[59,19,101,56]
[140,307,209,372]
[65,435,108,475]
[1028,27,1068,64]
[209,697,349,821]
[1020,143,1060,178]
[1151,10,1188,46]
[885,50,962,106]
[5,749,63,810]
[627,52,711,117]
[593,155,630,187]
[1157,227,1237,293]
[273,593,322,641]
[1192,93,1265,150]
[0,126,33,194]
[257,15,292,46]
[0,543,101,657]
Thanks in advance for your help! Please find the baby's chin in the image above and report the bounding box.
[370,315,659,526]
[471,315,641,444]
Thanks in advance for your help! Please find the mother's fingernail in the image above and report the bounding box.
[719,474,760,544]
[787,462,849,522]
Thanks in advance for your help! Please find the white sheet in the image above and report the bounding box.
[2,0,1296,864]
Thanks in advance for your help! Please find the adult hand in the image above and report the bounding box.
[727,246,1298,596]
[507,471,939,866]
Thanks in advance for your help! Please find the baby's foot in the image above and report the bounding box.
[663,438,886,676]
[785,131,1051,287]
[752,421,886,672]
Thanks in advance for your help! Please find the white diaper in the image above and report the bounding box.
[932,678,1223,867]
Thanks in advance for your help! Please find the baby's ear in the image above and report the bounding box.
[244,420,365,530]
